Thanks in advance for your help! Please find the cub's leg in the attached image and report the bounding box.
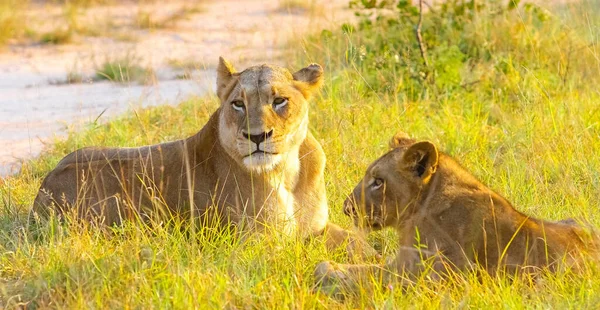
[321,222,381,261]
[313,261,390,297]
[313,246,443,296]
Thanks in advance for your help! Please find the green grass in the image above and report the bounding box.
[40,28,74,45]
[94,54,155,84]
[2,0,600,308]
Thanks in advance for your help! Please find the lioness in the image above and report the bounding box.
[31,58,374,254]
[315,132,598,293]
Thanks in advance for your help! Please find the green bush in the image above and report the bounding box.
[314,0,598,101]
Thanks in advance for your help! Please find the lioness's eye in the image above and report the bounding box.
[372,178,384,190]
[272,97,288,109]
[231,100,245,112]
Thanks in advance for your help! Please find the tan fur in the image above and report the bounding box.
[30,58,376,255]
[315,131,599,294]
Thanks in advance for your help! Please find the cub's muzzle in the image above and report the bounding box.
[343,197,357,217]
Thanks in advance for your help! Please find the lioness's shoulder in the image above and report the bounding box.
[298,132,326,178]
[300,132,325,162]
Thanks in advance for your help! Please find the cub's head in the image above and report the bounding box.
[216,57,323,172]
[343,132,439,230]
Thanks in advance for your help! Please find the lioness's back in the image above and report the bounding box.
[31,140,190,223]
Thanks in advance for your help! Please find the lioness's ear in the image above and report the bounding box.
[292,63,324,99]
[400,141,439,184]
[216,56,236,102]
[389,131,415,149]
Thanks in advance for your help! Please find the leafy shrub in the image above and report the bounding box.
[314,0,598,101]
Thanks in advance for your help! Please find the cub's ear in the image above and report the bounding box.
[400,141,439,184]
[292,63,324,99]
[216,56,237,102]
[389,131,415,149]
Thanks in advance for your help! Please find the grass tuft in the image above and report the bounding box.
[40,28,73,45]
[277,0,324,15]
[135,5,204,30]
[94,54,155,84]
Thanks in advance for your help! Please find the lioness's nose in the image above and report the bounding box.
[242,130,273,145]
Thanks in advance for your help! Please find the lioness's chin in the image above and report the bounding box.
[243,153,282,172]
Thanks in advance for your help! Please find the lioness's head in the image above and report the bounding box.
[216,57,323,172]
[343,132,439,230]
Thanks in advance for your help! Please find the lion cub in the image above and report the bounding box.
[315,132,598,293]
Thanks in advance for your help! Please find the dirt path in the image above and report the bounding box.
[0,0,352,176]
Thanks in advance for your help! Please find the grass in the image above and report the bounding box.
[135,5,204,30]
[39,0,97,45]
[0,0,29,46]
[2,0,600,308]
[49,61,89,85]
[168,58,203,80]
[94,54,155,84]
[51,0,114,6]
[167,58,202,71]
[40,28,74,45]
[0,1,202,47]
[277,0,324,15]
[2,0,99,46]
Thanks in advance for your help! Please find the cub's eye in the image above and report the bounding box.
[371,178,384,190]
[231,100,245,112]
[272,97,288,109]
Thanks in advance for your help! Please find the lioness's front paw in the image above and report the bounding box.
[313,261,354,298]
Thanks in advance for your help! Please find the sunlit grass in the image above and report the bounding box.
[1,0,600,308]
[0,0,204,47]
[135,5,204,30]
[277,0,324,15]
[0,0,29,46]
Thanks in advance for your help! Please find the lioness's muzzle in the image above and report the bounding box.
[242,130,273,146]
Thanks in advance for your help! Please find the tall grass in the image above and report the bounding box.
[277,0,324,15]
[0,0,203,47]
[1,0,600,308]
[0,0,29,46]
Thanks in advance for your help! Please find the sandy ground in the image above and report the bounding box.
[0,0,353,176]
